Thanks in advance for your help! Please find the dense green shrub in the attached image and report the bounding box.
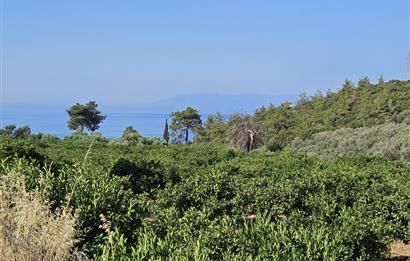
[114,126,162,146]
[1,136,409,259]
[265,137,283,152]
[110,158,165,194]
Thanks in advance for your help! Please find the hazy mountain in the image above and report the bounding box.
[107,93,297,114]
[4,92,297,115]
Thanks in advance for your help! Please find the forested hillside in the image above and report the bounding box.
[198,78,410,150]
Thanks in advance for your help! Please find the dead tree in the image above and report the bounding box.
[227,114,262,151]
[246,129,256,151]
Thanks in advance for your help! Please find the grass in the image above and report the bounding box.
[0,162,77,261]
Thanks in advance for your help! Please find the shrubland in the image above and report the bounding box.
[0,135,409,260]
[292,122,410,163]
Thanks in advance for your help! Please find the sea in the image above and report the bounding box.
[1,105,171,139]
[1,94,296,138]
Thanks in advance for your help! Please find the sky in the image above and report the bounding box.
[2,0,409,105]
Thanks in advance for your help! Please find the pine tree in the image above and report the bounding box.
[66,101,106,132]
[170,107,202,144]
[163,118,170,144]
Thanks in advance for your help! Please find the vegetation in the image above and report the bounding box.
[196,112,227,144]
[2,79,410,259]
[0,124,32,138]
[171,107,202,143]
[115,126,161,146]
[0,161,77,260]
[226,113,262,151]
[0,133,409,260]
[197,79,410,149]
[163,119,170,144]
[292,122,410,163]
[67,101,106,132]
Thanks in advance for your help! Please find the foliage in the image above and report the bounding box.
[0,137,47,164]
[265,137,283,152]
[196,112,227,144]
[0,124,16,136]
[291,122,410,163]
[0,136,409,259]
[12,125,32,138]
[170,107,202,143]
[163,119,170,144]
[0,124,31,139]
[197,79,410,148]
[118,126,144,145]
[3,79,410,258]
[110,157,165,194]
[115,126,161,146]
[67,101,106,132]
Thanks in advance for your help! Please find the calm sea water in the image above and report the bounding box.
[1,106,170,138]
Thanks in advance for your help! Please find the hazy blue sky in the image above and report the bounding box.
[3,0,409,105]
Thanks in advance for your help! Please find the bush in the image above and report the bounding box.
[110,158,165,194]
[265,138,283,152]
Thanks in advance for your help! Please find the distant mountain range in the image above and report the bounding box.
[4,93,297,115]
[3,93,297,137]
[106,93,297,114]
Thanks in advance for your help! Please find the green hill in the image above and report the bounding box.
[197,78,410,149]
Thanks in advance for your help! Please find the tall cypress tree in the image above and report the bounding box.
[163,118,170,144]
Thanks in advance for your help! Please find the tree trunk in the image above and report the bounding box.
[185,127,189,144]
[247,129,255,152]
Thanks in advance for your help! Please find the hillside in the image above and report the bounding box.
[197,78,410,148]
[291,122,410,163]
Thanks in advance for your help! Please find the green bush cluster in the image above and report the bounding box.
[292,122,410,163]
[0,136,409,260]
